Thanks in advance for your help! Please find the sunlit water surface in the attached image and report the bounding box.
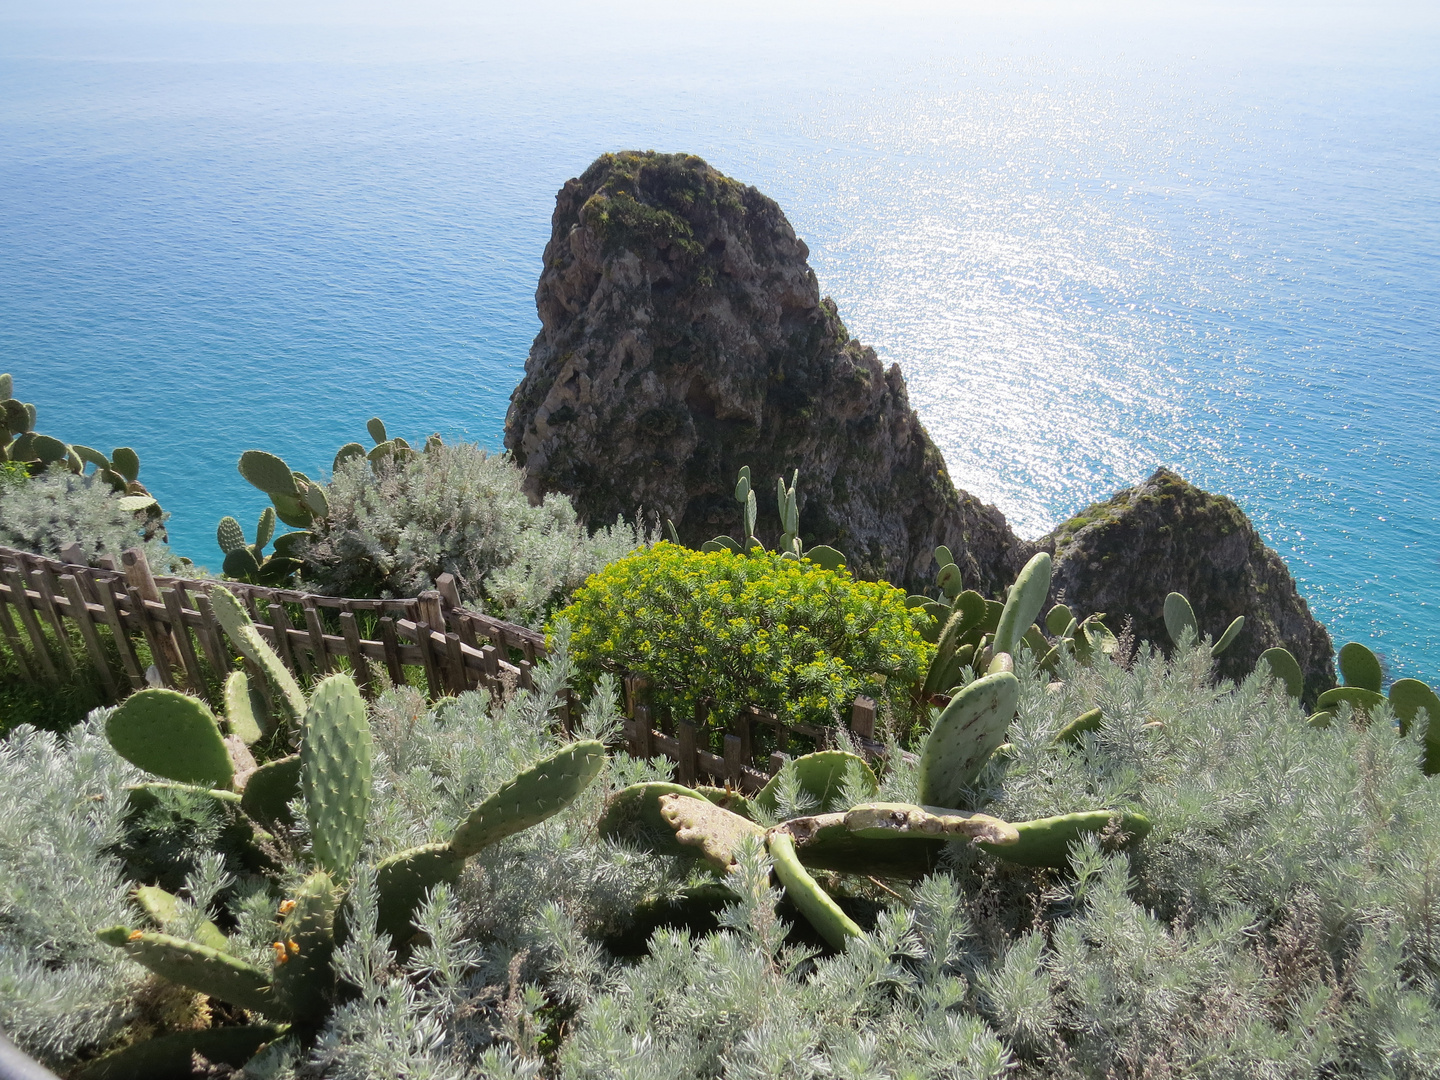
[1,3,1437,676]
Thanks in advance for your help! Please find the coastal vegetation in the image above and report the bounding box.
[4,373,1440,1079]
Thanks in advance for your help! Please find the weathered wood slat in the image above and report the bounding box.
[443,631,469,695]
[4,568,57,682]
[302,602,332,675]
[377,616,405,687]
[265,603,297,674]
[128,583,173,686]
[97,578,145,689]
[192,591,230,676]
[61,573,119,698]
[0,590,36,682]
[163,588,206,694]
[339,611,374,698]
[30,568,77,675]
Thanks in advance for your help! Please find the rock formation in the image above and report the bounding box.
[506,151,1336,692]
[505,151,1024,594]
[1042,468,1335,700]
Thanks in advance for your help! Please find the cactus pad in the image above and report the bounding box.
[1054,707,1104,745]
[110,447,140,484]
[1339,642,1384,692]
[841,802,1017,845]
[216,515,247,555]
[209,585,307,722]
[301,674,373,880]
[272,871,338,1027]
[918,670,1019,811]
[1258,647,1304,699]
[238,450,299,496]
[1316,685,1387,718]
[936,562,963,599]
[1389,678,1440,734]
[771,811,945,877]
[372,843,465,945]
[223,670,264,745]
[97,926,278,1017]
[994,552,1052,659]
[1210,616,1245,657]
[598,782,710,856]
[333,442,366,471]
[133,885,229,952]
[978,809,1152,868]
[447,740,605,858]
[766,832,861,951]
[107,689,234,788]
[753,751,878,818]
[1163,592,1198,647]
[804,545,847,573]
[74,1024,287,1080]
[241,754,301,826]
[659,793,765,872]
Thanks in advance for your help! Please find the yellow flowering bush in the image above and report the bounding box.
[554,542,931,738]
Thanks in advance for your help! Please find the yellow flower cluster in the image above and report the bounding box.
[555,543,931,737]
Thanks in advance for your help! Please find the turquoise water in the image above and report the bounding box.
[1,3,1437,677]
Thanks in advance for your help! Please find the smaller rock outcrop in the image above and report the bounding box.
[1044,468,1335,700]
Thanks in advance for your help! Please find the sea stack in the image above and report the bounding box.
[506,151,1335,694]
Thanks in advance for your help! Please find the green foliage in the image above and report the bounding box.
[559,541,931,736]
[216,507,304,587]
[0,470,178,570]
[304,442,647,627]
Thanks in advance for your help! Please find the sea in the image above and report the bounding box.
[1,1,1436,678]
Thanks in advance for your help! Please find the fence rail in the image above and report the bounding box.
[1,544,884,788]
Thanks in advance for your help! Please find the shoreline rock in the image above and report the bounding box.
[506,151,1335,692]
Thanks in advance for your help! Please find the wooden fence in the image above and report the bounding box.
[1,543,883,790]
[0,544,543,703]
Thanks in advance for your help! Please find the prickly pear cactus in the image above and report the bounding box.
[766,831,861,951]
[659,793,765,872]
[1163,592,1198,647]
[96,926,279,1018]
[1339,641,1384,692]
[752,750,877,817]
[72,1024,286,1080]
[917,670,1020,811]
[106,688,234,789]
[448,740,605,857]
[992,552,1052,661]
[1258,647,1304,699]
[209,585,307,722]
[978,809,1151,868]
[300,674,373,881]
[271,871,339,1027]
[241,754,302,826]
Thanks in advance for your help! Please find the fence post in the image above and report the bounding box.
[122,548,181,675]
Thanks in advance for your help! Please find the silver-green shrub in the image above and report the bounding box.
[11,636,1440,1077]
[0,470,178,569]
[0,712,148,1065]
[302,444,650,627]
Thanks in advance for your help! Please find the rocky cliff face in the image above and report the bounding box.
[506,151,1024,594]
[507,151,1336,691]
[1043,468,1335,700]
